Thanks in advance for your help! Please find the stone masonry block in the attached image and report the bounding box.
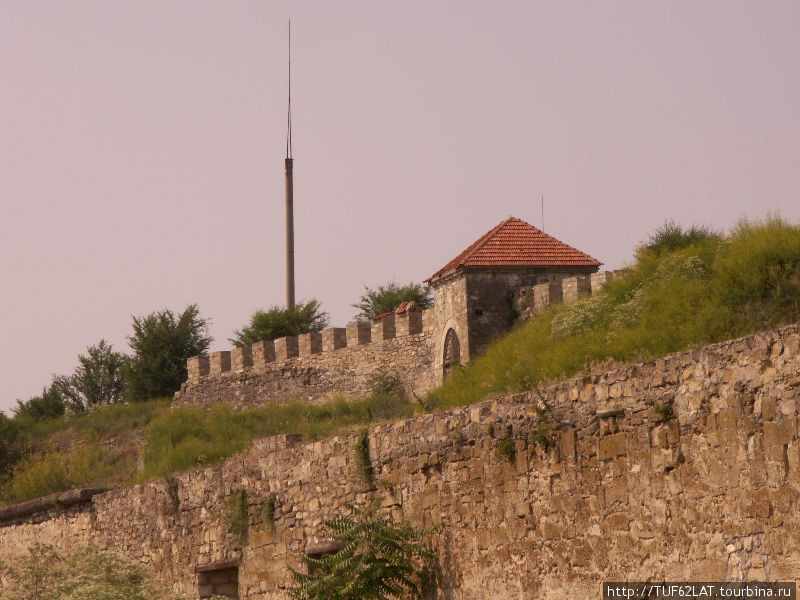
[764,419,794,446]
[346,322,371,346]
[274,336,299,361]
[591,271,614,294]
[533,283,562,314]
[421,308,433,334]
[562,275,592,303]
[322,328,347,352]
[231,346,253,371]
[209,351,231,376]
[598,432,626,460]
[395,311,423,337]
[298,332,323,357]
[187,355,210,383]
[371,314,396,341]
[251,340,276,370]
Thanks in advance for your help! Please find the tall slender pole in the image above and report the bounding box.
[285,20,295,309]
[541,194,544,232]
[285,157,295,308]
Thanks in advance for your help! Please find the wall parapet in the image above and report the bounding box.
[0,488,104,524]
[185,307,431,387]
[175,306,435,408]
[514,269,625,320]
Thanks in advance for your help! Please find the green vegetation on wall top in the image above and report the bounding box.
[229,299,329,347]
[352,281,432,322]
[431,216,800,409]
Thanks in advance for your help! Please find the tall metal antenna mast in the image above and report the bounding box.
[541,195,545,232]
[285,19,295,308]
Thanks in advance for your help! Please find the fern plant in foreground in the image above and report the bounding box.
[290,512,437,600]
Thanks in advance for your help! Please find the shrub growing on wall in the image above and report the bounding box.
[124,304,212,401]
[290,511,437,600]
[229,299,329,346]
[352,281,432,322]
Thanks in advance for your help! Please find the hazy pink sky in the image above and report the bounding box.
[1,1,799,412]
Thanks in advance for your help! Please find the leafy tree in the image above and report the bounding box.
[51,340,127,413]
[124,305,212,402]
[352,281,432,322]
[229,300,329,347]
[12,385,66,421]
[290,512,436,600]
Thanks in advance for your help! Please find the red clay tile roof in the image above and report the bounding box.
[426,216,601,282]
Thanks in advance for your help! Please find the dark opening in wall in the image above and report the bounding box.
[197,560,239,599]
[442,328,461,380]
[474,307,484,316]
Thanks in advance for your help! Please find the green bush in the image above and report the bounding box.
[226,489,249,545]
[230,300,329,347]
[0,543,178,600]
[497,435,515,462]
[352,281,432,321]
[124,305,212,402]
[354,430,374,488]
[365,371,413,421]
[433,217,800,409]
[639,220,721,257]
[0,413,20,479]
[290,511,436,600]
[2,443,117,504]
[261,494,278,528]
[654,402,674,421]
[13,385,65,421]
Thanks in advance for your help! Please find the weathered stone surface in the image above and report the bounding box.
[321,328,347,352]
[232,346,253,371]
[175,330,436,408]
[4,324,800,598]
[210,351,231,376]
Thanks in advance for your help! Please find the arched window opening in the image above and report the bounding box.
[442,328,461,380]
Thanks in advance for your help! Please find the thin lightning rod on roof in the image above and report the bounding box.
[285,19,295,309]
[541,195,544,232]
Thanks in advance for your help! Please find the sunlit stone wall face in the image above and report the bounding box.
[2,324,800,599]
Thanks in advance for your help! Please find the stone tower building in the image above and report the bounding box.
[426,216,601,382]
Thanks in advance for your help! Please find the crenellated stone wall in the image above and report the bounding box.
[175,271,622,409]
[174,309,436,408]
[3,323,800,598]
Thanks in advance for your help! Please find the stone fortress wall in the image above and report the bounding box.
[175,270,625,409]
[3,323,800,599]
[173,308,437,409]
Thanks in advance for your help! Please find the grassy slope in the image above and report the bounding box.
[433,217,800,408]
[3,217,799,504]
